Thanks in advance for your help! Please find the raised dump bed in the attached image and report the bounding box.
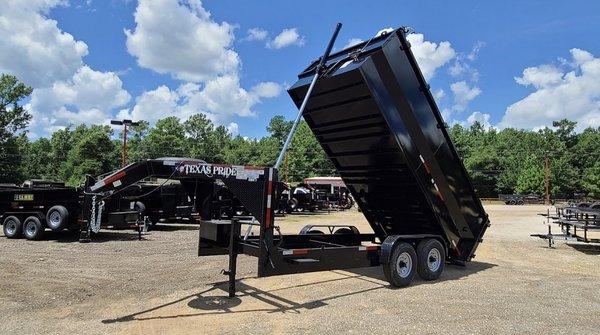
[288,28,489,262]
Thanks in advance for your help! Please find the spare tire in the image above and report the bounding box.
[46,205,69,231]
[3,216,22,238]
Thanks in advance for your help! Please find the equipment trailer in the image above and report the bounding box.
[532,204,600,247]
[196,25,490,295]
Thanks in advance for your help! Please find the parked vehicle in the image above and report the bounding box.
[1,180,82,239]
[499,194,544,205]
[305,176,354,210]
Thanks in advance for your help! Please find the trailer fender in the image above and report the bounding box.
[380,235,405,265]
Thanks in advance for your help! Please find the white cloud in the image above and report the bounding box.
[267,28,305,49]
[467,41,485,61]
[120,77,282,126]
[434,89,446,101]
[27,66,131,132]
[450,81,481,112]
[251,81,281,98]
[514,65,563,89]
[125,0,239,82]
[407,33,456,81]
[226,122,239,136]
[465,111,492,129]
[500,48,600,130]
[344,38,364,49]
[0,1,133,136]
[449,41,483,82]
[0,0,88,87]
[243,27,268,42]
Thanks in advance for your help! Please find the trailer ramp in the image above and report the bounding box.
[288,28,489,261]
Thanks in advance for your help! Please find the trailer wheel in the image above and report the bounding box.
[307,229,324,234]
[23,216,44,240]
[334,228,354,234]
[416,239,445,281]
[46,205,69,231]
[134,201,146,213]
[3,216,22,238]
[383,242,417,287]
[287,198,298,211]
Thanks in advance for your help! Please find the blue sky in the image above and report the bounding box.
[1,0,599,138]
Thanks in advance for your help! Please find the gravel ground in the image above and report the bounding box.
[1,204,599,334]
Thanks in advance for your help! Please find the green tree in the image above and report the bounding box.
[140,117,187,158]
[126,120,150,163]
[582,161,600,198]
[0,74,32,183]
[185,114,214,160]
[515,156,545,196]
[63,125,119,185]
[21,138,53,180]
[267,115,293,145]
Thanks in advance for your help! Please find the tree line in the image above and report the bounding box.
[1,74,599,198]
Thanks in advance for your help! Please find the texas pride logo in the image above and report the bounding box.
[178,163,237,178]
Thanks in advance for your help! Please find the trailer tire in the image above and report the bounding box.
[334,228,354,234]
[307,229,324,234]
[383,242,417,287]
[287,198,298,211]
[134,201,146,213]
[46,205,69,231]
[3,216,22,238]
[416,239,445,281]
[23,216,44,240]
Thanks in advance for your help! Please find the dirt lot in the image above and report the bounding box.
[1,204,599,334]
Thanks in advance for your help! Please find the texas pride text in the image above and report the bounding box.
[179,163,236,178]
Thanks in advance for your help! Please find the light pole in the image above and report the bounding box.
[111,119,140,167]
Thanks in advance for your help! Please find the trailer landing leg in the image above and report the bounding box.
[222,218,240,298]
[79,227,91,243]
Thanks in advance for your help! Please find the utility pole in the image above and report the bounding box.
[110,119,140,167]
[544,156,551,205]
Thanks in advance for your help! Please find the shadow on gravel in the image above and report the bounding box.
[35,230,144,243]
[149,223,199,231]
[102,261,496,323]
[25,222,199,244]
[567,243,600,255]
[345,260,497,286]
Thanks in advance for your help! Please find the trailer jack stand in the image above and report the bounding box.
[79,227,91,243]
[225,218,241,298]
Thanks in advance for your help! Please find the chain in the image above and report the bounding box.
[89,195,97,233]
[88,195,104,233]
[94,200,105,233]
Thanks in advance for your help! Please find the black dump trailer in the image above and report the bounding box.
[198,27,490,296]
[0,181,81,239]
